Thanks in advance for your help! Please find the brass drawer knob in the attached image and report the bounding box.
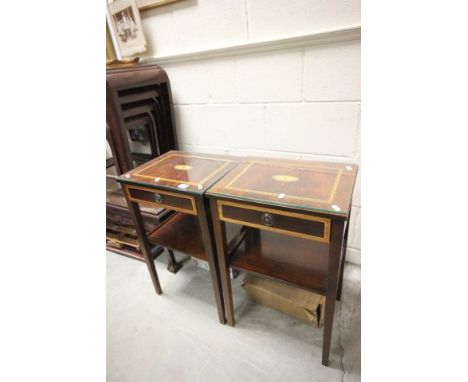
[261,213,274,227]
[154,193,163,203]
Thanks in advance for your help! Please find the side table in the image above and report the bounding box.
[207,157,358,365]
[117,150,240,324]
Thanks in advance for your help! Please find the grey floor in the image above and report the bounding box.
[107,251,361,382]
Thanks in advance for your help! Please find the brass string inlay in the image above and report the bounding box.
[217,200,331,243]
[124,184,198,215]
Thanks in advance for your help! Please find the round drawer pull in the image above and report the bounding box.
[154,193,163,203]
[261,213,275,227]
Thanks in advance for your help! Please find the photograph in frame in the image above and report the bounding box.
[108,0,147,57]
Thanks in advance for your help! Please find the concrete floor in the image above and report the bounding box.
[107,251,361,382]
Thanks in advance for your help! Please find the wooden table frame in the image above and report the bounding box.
[121,187,227,324]
[209,196,351,366]
[116,150,244,324]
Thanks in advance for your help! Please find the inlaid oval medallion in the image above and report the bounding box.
[272,174,299,182]
[174,164,193,171]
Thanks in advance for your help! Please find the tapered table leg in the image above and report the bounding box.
[322,219,345,366]
[210,199,235,326]
[337,210,351,301]
[124,189,162,295]
[196,197,226,324]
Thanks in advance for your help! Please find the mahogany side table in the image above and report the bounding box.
[117,150,239,324]
[206,157,358,365]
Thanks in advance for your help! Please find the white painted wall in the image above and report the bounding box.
[140,0,361,264]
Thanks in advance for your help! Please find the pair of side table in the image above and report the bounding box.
[117,150,358,366]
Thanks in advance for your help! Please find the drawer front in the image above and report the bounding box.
[218,201,330,243]
[125,185,197,215]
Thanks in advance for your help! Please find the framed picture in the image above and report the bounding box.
[106,23,118,61]
[137,0,182,12]
[107,0,147,58]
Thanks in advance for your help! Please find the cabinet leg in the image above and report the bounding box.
[197,198,226,324]
[220,261,235,326]
[337,213,351,301]
[166,249,182,274]
[322,219,345,366]
[210,199,235,326]
[336,256,346,301]
[146,257,163,295]
[322,291,338,366]
[123,190,162,295]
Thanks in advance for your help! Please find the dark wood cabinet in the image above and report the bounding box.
[117,150,241,323]
[207,157,358,365]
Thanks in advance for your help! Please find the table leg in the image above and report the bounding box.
[322,219,345,366]
[210,199,235,326]
[196,197,226,324]
[337,212,351,301]
[124,190,162,295]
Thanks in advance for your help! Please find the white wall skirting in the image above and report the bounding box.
[142,25,361,65]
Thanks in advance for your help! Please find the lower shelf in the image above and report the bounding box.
[229,228,329,294]
[148,212,240,261]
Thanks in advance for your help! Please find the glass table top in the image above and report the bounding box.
[206,157,358,216]
[118,150,239,194]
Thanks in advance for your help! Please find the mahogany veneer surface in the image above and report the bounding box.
[208,157,358,216]
[119,150,238,194]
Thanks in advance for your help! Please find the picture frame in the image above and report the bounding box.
[106,23,118,61]
[107,0,147,58]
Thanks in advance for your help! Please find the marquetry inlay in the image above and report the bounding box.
[174,164,193,171]
[272,174,299,182]
[133,153,233,186]
[225,161,343,205]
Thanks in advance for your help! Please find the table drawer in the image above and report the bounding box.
[218,201,330,243]
[125,185,197,215]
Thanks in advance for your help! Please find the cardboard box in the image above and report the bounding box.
[242,274,325,327]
